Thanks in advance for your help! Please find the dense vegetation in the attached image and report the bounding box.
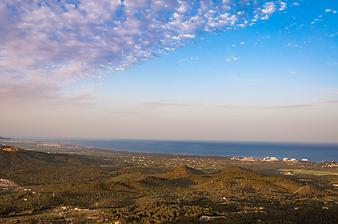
[0,144,337,223]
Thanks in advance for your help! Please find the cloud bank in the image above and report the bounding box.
[0,0,287,85]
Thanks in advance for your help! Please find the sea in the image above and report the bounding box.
[59,139,338,162]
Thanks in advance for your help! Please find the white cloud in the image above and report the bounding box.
[225,57,239,62]
[279,1,287,11]
[0,0,286,85]
[262,2,276,15]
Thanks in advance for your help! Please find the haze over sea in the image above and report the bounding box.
[59,139,338,162]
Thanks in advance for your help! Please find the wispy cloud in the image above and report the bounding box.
[0,74,97,105]
[178,56,199,64]
[111,110,142,115]
[218,99,338,109]
[140,99,338,110]
[225,57,239,62]
[141,101,199,108]
[0,0,286,83]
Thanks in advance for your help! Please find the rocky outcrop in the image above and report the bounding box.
[0,145,22,152]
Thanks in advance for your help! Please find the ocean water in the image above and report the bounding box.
[61,139,338,162]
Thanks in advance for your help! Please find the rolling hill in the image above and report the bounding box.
[0,145,337,224]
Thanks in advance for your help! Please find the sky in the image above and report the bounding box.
[0,0,337,143]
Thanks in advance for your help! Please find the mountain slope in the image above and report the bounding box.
[0,145,104,185]
[0,137,12,141]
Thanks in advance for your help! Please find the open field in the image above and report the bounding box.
[280,169,338,176]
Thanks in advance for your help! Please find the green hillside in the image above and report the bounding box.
[0,145,337,223]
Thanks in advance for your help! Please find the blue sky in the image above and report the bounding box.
[100,0,338,106]
[0,0,337,142]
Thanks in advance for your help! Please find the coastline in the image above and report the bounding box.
[2,139,338,164]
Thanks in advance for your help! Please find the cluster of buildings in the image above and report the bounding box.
[321,162,338,168]
[230,156,257,162]
[230,156,309,162]
[0,179,19,190]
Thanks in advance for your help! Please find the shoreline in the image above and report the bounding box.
[2,139,338,164]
